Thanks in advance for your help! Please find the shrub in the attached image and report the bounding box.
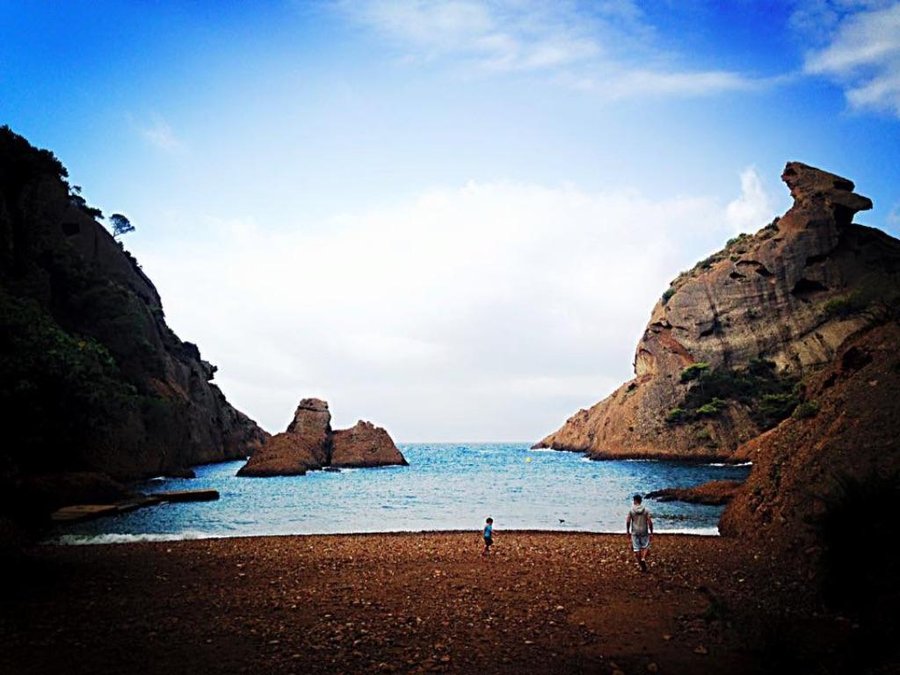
[696,397,727,417]
[822,294,867,319]
[793,400,820,419]
[661,287,676,305]
[754,391,801,428]
[665,407,688,425]
[665,358,799,428]
[726,233,750,247]
[695,254,722,271]
[680,362,710,383]
[68,189,103,218]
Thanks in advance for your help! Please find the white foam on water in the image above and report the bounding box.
[705,461,753,467]
[48,531,217,546]
[655,526,719,536]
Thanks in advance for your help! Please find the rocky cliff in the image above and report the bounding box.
[537,162,900,461]
[715,319,900,626]
[237,399,407,476]
[0,126,268,504]
[720,321,900,544]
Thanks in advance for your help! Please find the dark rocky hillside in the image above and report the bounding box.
[0,126,267,517]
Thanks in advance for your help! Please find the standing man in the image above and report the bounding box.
[626,494,653,571]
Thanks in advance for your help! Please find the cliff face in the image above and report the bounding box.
[537,162,900,460]
[0,126,267,489]
[238,399,407,476]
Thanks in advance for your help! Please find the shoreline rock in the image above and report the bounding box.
[49,489,219,523]
[646,480,744,505]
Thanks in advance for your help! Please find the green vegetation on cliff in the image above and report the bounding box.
[667,359,800,430]
[0,292,131,470]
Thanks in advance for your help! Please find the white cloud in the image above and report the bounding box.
[140,174,760,441]
[790,0,892,37]
[137,116,185,153]
[725,167,777,234]
[803,2,900,116]
[587,69,765,99]
[340,0,766,98]
[344,0,603,72]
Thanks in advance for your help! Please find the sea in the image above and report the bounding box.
[50,443,751,545]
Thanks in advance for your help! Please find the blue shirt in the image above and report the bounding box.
[484,524,493,538]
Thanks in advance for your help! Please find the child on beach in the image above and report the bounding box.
[626,494,653,571]
[482,517,494,556]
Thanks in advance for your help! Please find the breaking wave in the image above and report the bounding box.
[50,531,217,546]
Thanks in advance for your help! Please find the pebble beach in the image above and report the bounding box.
[1,532,854,674]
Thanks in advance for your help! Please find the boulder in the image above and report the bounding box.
[331,421,408,468]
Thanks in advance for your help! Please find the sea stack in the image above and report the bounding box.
[237,399,407,476]
[331,421,408,468]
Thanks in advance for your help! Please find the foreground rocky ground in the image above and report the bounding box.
[0,532,888,674]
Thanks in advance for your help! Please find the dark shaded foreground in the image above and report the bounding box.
[0,532,891,674]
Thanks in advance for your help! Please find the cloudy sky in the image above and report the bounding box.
[2,1,899,440]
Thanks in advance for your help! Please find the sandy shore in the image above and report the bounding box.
[0,532,867,674]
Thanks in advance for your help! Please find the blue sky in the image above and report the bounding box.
[2,1,899,440]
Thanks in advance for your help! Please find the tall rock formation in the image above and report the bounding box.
[237,399,407,476]
[537,162,900,461]
[0,126,268,499]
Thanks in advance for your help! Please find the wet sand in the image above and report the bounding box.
[0,532,859,674]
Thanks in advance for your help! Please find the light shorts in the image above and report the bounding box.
[631,533,651,552]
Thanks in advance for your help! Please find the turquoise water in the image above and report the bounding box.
[51,443,750,544]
